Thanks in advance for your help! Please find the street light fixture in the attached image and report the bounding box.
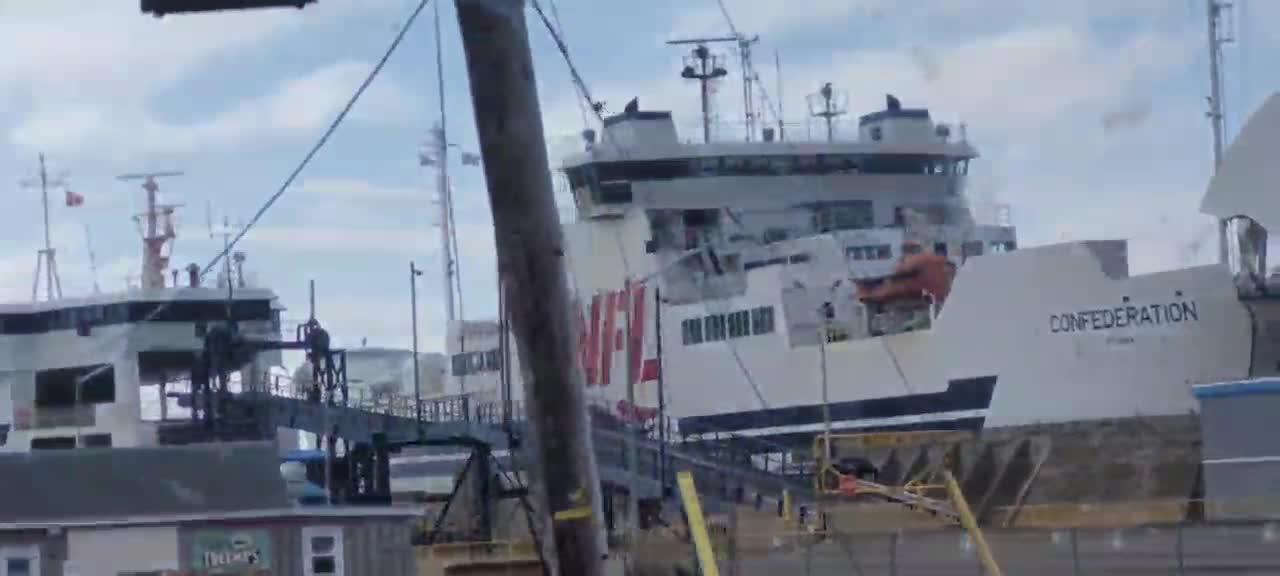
[410,261,424,440]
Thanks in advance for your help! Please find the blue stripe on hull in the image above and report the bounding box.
[678,376,997,436]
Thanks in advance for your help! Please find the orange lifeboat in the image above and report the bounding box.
[855,247,957,307]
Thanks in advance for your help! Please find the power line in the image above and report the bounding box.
[202,0,431,278]
[529,1,771,410]
[75,0,432,383]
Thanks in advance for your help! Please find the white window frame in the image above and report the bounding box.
[0,545,39,576]
[301,526,344,576]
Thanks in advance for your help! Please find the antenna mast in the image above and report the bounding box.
[807,82,848,142]
[668,38,732,144]
[19,153,67,302]
[1207,0,1233,266]
[737,35,760,141]
[117,170,185,290]
[84,224,101,295]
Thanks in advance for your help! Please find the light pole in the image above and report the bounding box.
[410,261,424,440]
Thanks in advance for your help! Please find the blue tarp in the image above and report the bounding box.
[1192,378,1280,399]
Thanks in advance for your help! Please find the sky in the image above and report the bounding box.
[0,0,1274,355]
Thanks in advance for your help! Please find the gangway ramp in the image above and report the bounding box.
[226,387,811,504]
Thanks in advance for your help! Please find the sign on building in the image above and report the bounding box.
[188,530,272,574]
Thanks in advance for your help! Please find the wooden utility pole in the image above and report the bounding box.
[452,0,605,574]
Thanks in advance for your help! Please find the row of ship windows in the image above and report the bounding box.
[566,154,970,187]
[451,348,503,376]
[742,240,1017,273]
[681,306,776,346]
[845,240,1015,261]
[0,300,274,335]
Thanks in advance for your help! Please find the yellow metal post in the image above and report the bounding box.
[677,471,722,576]
[782,489,793,524]
[943,469,1003,576]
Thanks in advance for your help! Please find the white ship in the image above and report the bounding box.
[0,174,287,453]
[441,91,1280,458]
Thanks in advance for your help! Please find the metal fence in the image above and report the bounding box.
[674,522,1280,576]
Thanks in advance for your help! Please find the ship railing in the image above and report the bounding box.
[12,406,95,430]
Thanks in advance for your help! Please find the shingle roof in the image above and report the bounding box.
[0,441,290,523]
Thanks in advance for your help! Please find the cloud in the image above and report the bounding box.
[11,59,416,160]
[0,2,415,161]
[293,177,422,200]
[666,0,889,42]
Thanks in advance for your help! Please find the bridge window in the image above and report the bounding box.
[847,244,892,261]
[681,318,704,345]
[36,364,114,408]
[812,201,872,233]
[451,350,502,376]
[751,307,775,335]
[598,181,632,204]
[727,310,750,338]
[704,315,727,341]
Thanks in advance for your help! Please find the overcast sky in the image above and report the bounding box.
[0,0,1273,354]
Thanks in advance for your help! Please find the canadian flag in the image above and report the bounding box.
[64,190,84,207]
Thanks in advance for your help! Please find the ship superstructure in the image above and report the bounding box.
[435,92,1271,452]
[0,175,286,453]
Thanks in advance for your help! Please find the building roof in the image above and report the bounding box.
[0,506,425,531]
[0,441,291,524]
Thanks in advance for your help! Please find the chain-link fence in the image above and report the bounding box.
[636,521,1280,576]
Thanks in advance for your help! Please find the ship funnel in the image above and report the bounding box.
[186,263,200,288]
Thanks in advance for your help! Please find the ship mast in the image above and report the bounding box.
[808,82,848,142]
[118,170,184,290]
[668,38,731,143]
[1207,0,1232,266]
[20,153,67,302]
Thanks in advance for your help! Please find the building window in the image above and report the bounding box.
[1,546,37,576]
[704,315,727,341]
[450,354,468,376]
[681,318,703,345]
[5,558,30,576]
[751,307,775,335]
[302,526,344,576]
[727,311,750,338]
[962,241,984,259]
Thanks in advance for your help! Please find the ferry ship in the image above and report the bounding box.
[432,83,1280,518]
[0,175,287,453]
[444,92,1270,439]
